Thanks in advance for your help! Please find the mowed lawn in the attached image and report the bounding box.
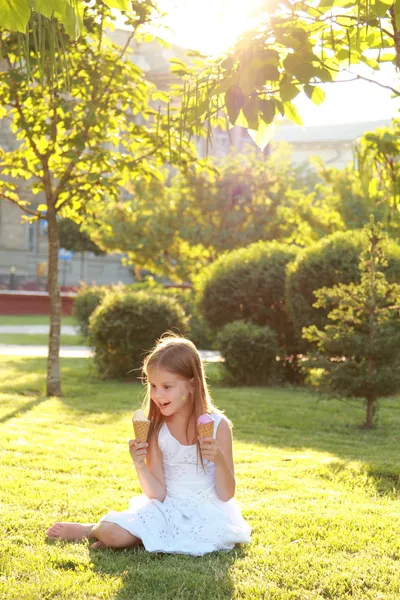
[0,315,82,346]
[0,315,76,326]
[0,334,83,346]
[1,357,400,600]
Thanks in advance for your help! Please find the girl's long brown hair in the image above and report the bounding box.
[141,333,229,459]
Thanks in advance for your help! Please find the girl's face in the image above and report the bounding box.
[148,367,193,417]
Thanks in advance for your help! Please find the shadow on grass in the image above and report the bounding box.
[87,544,243,600]
[45,536,244,600]
[0,396,47,425]
[318,460,400,496]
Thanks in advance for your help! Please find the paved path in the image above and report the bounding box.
[0,325,79,335]
[0,325,222,361]
[0,345,222,361]
[0,345,91,358]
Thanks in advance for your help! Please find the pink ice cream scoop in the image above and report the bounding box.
[197,413,214,439]
[197,414,213,425]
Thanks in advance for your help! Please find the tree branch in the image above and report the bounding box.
[343,69,400,96]
[390,5,400,68]
[5,58,46,165]
[0,192,40,217]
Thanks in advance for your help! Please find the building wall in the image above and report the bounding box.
[285,143,354,170]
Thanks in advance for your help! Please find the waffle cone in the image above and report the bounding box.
[198,421,214,439]
[133,420,150,442]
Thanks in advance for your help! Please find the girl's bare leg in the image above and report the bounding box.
[46,522,95,540]
[47,521,141,549]
[90,522,142,549]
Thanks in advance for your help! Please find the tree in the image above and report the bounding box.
[4,1,400,140]
[171,145,343,263]
[58,219,104,256]
[88,145,343,282]
[181,0,400,149]
[58,218,105,282]
[0,1,157,82]
[303,219,400,429]
[0,3,195,397]
[316,119,400,236]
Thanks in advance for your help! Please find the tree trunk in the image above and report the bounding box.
[46,202,62,397]
[364,395,376,429]
[80,251,85,281]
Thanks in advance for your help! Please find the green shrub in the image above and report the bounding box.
[217,321,279,386]
[196,241,299,353]
[89,290,187,379]
[128,282,215,349]
[161,287,215,349]
[73,285,108,337]
[286,230,400,343]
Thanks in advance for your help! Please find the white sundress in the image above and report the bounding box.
[101,413,251,556]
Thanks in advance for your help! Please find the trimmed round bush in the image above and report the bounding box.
[195,241,299,352]
[73,285,108,337]
[129,282,215,349]
[286,230,400,339]
[89,290,188,379]
[161,287,215,349]
[217,321,279,385]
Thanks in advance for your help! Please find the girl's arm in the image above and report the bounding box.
[200,419,236,502]
[129,438,166,502]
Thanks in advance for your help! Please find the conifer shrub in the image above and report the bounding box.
[286,230,400,344]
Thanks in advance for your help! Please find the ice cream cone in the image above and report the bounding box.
[133,419,150,442]
[197,420,214,439]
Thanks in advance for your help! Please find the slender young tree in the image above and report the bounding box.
[0,3,195,396]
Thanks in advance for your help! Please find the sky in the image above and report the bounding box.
[117,0,400,126]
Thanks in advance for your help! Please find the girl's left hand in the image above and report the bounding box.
[199,436,221,462]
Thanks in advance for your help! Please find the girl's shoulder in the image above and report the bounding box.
[209,412,231,435]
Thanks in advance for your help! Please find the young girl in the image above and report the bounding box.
[47,334,251,556]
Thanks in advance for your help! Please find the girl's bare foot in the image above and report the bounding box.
[46,522,94,540]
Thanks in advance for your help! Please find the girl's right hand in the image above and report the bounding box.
[129,439,148,470]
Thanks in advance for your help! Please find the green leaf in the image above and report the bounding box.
[280,82,301,102]
[102,0,131,10]
[293,62,320,83]
[257,99,275,123]
[63,2,84,39]
[242,96,259,130]
[304,85,326,106]
[0,0,30,33]
[374,0,392,17]
[283,102,303,126]
[35,0,61,18]
[248,120,274,151]
[395,0,400,29]
[273,98,285,117]
[313,66,333,83]
[225,86,245,125]
[262,64,280,81]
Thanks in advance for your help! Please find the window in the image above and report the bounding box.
[25,222,36,252]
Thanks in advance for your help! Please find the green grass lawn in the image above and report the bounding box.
[1,356,400,600]
[0,315,76,326]
[0,334,83,346]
